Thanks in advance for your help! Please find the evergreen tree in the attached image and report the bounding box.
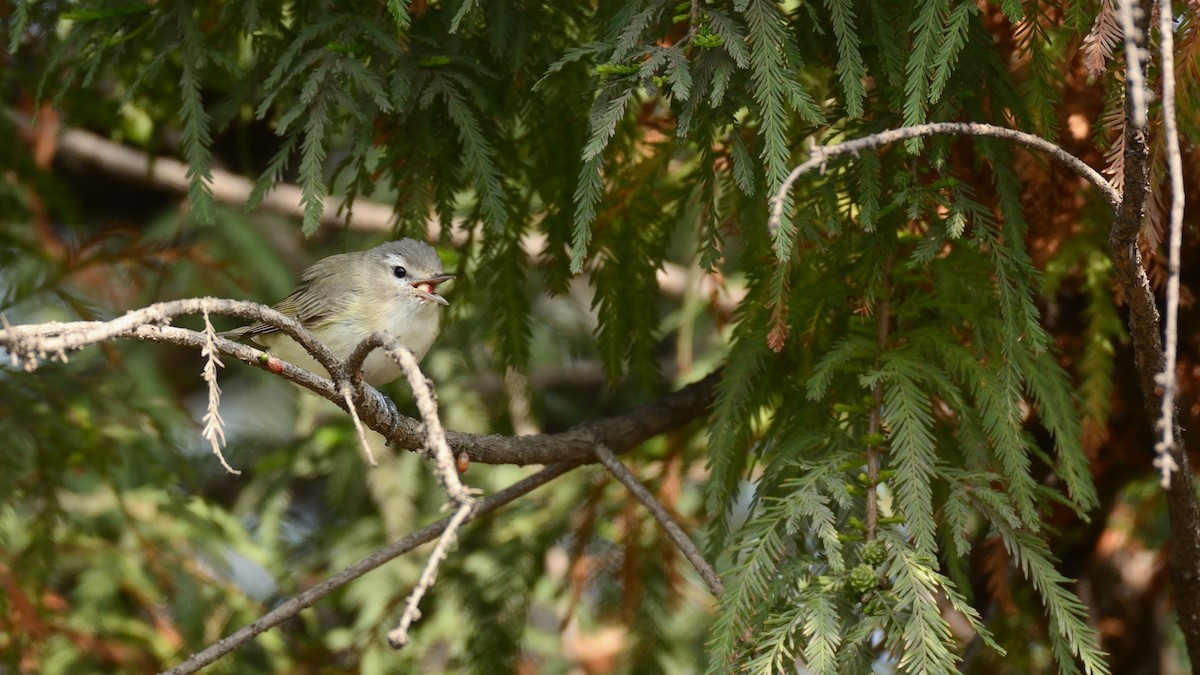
[2,1,1197,672]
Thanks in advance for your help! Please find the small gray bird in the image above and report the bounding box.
[224,239,454,386]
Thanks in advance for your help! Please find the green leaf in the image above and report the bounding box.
[664,46,693,100]
[876,353,940,556]
[177,8,215,225]
[708,515,788,671]
[995,530,1110,674]
[928,2,976,106]
[387,0,411,29]
[298,97,331,236]
[247,135,298,212]
[450,0,477,33]
[741,0,825,248]
[437,79,508,232]
[823,0,868,118]
[707,9,751,68]
[884,534,960,673]
[1015,347,1098,512]
[806,335,874,401]
[902,0,950,150]
[800,586,843,674]
[571,86,636,272]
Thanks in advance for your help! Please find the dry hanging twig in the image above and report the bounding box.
[200,306,239,474]
[350,334,480,647]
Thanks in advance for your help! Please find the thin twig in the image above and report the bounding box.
[340,382,379,467]
[591,442,723,597]
[346,333,479,645]
[1153,0,1184,488]
[386,502,474,648]
[688,0,701,43]
[159,463,577,675]
[389,342,474,502]
[768,121,1121,239]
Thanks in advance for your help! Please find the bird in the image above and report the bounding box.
[223,238,454,386]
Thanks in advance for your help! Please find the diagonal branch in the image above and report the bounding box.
[592,442,723,597]
[0,300,718,672]
[159,463,577,675]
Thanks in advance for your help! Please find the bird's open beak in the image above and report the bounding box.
[411,273,455,306]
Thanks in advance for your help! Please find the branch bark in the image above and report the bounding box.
[0,299,719,466]
[769,121,1120,238]
[592,442,723,597]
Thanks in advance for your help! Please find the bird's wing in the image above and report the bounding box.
[221,255,354,342]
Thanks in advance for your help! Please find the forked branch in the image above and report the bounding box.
[0,299,719,673]
[0,299,719,465]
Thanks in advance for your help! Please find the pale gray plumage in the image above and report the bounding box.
[224,239,453,386]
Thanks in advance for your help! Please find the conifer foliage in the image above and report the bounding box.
[5,0,1197,672]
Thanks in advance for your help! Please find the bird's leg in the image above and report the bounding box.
[374,389,403,446]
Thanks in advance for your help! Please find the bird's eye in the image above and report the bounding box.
[393,266,408,279]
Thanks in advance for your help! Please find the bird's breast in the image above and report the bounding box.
[377,301,441,361]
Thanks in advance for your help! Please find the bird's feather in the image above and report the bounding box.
[221,253,357,341]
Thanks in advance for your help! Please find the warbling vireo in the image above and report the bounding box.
[224,238,454,386]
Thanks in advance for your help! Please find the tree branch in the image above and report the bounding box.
[345,333,480,648]
[0,300,718,467]
[0,298,718,670]
[159,463,577,675]
[769,121,1121,239]
[592,442,723,597]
